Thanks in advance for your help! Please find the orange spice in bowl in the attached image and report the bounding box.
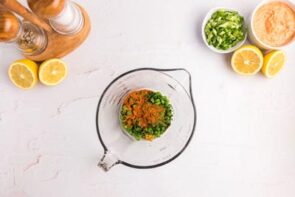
[120,89,173,141]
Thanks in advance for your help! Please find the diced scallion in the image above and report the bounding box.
[204,9,246,50]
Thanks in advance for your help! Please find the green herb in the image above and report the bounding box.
[204,9,246,50]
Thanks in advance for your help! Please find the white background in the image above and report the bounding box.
[0,0,295,196]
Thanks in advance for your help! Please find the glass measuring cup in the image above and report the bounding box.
[96,68,197,171]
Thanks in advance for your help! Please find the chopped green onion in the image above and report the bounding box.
[204,9,246,50]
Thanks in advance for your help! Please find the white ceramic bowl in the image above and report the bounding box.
[248,0,295,50]
[202,7,247,54]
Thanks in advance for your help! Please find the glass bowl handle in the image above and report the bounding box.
[98,150,120,172]
[160,68,193,99]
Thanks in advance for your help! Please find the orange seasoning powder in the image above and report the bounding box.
[122,89,165,129]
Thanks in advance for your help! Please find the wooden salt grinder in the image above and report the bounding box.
[0,0,91,61]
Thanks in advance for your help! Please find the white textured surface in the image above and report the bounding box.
[0,0,295,196]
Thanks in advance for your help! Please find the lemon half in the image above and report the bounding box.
[39,58,67,86]
[231,45,264,76]
[8,59,38,89]
[262,50,286,78]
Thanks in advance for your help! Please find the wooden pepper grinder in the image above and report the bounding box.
[28,0,84,35]
[0,7,20,42]
[0,7,47,56]
[0,0,90,61]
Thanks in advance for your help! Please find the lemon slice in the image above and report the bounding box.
[8,59,38,89]
[262,50,285,78]
[231,45,263,76]
[39,58,67,86]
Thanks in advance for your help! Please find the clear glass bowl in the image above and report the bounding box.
[96,68,197,171]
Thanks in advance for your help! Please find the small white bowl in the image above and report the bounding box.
[202,7,247,54]
[248,0,295,50]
